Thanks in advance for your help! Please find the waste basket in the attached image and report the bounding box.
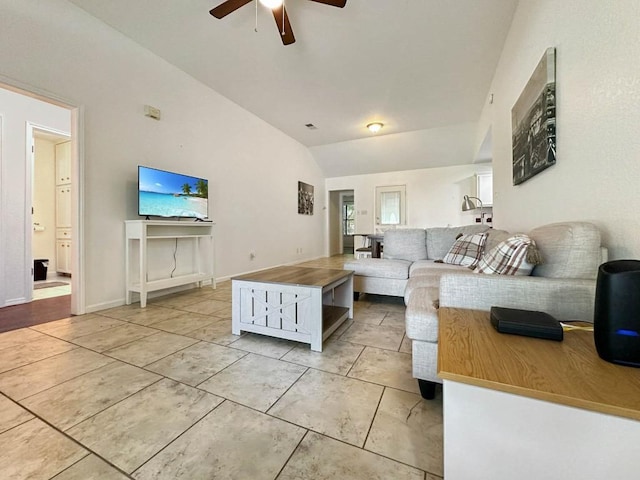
[34,259,49,281]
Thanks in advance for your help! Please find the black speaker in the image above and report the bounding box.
[594,260,640,367]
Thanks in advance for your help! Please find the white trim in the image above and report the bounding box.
[0,114,4,306]
[24,122,34,303]
[70,107,85,315]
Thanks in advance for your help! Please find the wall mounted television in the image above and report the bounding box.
[138,166,208,220]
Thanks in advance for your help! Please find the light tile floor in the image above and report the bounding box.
[0,256,444,480]
[33,273,72,301]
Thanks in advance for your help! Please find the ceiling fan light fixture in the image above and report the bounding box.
[259,0,283,9]
[367,122,384,134]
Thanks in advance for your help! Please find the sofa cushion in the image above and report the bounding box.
[484,229,511,252]
[343,258,412,280]
[474,234,537,275]
[529,222,602,279]
[425,224,490,260]
[383,229,427,261]
[442,232,488,267]
[409,260,470,277]
[405,286,440,342]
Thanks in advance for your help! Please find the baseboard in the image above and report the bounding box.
[86,282,211,314]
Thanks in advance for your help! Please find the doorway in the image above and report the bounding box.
[32,127,72,301]
[328,190,355,257]
[342,195,355,254]
[0,83,83,316]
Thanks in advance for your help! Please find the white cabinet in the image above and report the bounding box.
[56,240,71,274]
[474,173,493,207]
[55,141,72,274]
[55,185,72,228]
[125,220,216,307]
[55,141,71,186]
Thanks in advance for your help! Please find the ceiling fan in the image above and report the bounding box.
[210,0,347,46]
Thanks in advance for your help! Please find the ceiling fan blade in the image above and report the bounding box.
[209,0,253,19]
[272,5,295,45]
[308,0,347,7]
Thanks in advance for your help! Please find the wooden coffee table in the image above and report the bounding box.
[231,266,353,352]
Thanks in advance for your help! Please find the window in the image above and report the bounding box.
[375,185,406,226]
[342,200,355,235]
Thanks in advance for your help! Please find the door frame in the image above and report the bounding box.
[2,78,86,315]
[326,189,355,257]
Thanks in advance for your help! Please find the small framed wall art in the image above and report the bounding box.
[298,181,314,215]
[512,47,557,185]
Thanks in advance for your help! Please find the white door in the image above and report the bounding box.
[375,185,406,227]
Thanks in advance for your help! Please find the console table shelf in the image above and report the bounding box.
[146,235,213,240]
[125,220,215,307]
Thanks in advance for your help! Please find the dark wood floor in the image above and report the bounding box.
[0,295,72,333]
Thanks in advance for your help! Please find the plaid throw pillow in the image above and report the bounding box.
[442,233,488,268]
[474,234,537,275]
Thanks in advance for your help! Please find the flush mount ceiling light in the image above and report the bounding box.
[367,122,384,134]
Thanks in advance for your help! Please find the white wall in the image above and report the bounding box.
[326,164,493,240]
[33,137,58,272]
[478,0,640,259]
[0,0,325,311]
[0,89,70,307]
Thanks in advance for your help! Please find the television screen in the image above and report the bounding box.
[138,166,208,219]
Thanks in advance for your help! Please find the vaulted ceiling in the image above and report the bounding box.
[68,0,518,176]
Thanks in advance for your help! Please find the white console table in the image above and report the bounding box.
[125,220,215,307]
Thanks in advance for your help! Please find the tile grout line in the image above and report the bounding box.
[3,389,139,479]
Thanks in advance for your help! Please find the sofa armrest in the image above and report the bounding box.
[439,273,596,322]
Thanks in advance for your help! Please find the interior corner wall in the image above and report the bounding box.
[326,163,493,238]
[480,0,640,259]
[0,0,325,311]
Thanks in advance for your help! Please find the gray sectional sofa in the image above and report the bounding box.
[344,222,608,400]
[343,224,492,299]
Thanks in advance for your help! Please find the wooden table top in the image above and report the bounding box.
[438,307,640,421]
[232,266,352,288]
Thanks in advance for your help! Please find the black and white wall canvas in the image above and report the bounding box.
[298,181,314,215]
[512,47,556,185]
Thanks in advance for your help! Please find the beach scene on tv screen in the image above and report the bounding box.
[139,167,208,219]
